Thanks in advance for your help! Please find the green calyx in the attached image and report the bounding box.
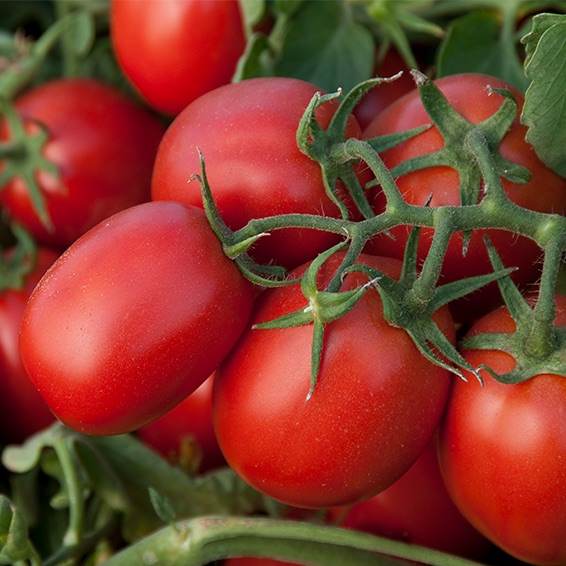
[0,99,60,232]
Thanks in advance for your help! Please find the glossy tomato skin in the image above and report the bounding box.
[111,0,245,115]
[0,78,166,250]
[213,253,454,509]
[19,201,255,436]
[0,248,58,444]
[329,434,493,561]
[151,77,365,270]
[137,373,225,473]
[438,295,566,565]
[363,73,566,322]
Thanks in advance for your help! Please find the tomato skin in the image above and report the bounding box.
[19,201,255,436]
[213,253,454,509]
[0,78,166,250]
[363,73,566,322]
[111,0,245,115]
[151,77,365,270]
[136,373,225,472]
[438,295,566,565]
[0,248,58,444]
[329,435,493,561]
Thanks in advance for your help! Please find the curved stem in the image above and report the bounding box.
[103,516,486,566]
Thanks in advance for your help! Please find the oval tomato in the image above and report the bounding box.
[136,373,225,473]
[0,247,58,444]
[438,295,566,565]
[19,201,255,436]
[329,434,493,561]
[110,0,245,115]
[363,73,566,322]
[151,77,365,270]
[213,253,454,509]
[0,78,166,250]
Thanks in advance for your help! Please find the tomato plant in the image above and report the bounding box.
[438,295,566,566]
[136,373,225,473]
[0,246,57,444]
[110,0,246,115]
[328,434,493,561]
[363,73,566,322]
[151,76,366,270]
[0,78,166,250]
[213,252,454,509]
[19,201,255,436]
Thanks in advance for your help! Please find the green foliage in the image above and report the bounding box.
[522,13,566,177]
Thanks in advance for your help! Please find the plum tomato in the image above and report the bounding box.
[0,78,166,250]
[438,295,566,565]
[110,0,246,115]
[19,201,255,436]
[213,252,454,508]
[151,77,365,270]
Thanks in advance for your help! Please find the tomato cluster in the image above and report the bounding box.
[2,3,566,566]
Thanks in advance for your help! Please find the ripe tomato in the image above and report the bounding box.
[0,78,166,250]
[136,373,225,473]
[213,253,454,508]
[438,295,566,565]
[329,434,493,561]
[363,73,566,322]
[0,247,58,444]
[19,201,255,436]
[151,77,365,270]
[110,0,246,115]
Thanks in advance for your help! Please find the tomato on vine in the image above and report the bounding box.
[213,252,454,509]
[438,294,566,566]
[363,73,566,322]
[151,77,366,270]
[0,78,166,250]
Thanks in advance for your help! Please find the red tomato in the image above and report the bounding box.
[137,373,225,473]
[438,295,566,565]
[0,78,166,250]
[0,247,58,444]
[110,0,246,115]
[213,253,454,508]
[354,48,415,131]
[19,201,255,436]
[329,434,493,561]
[363,73,566,322]
[151,77,365,270]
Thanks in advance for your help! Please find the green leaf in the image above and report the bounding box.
[67,10,96,57]
[436,10,528,91]
[274,0,374,93]
[0,495,38,565]
[522,16,566,177]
